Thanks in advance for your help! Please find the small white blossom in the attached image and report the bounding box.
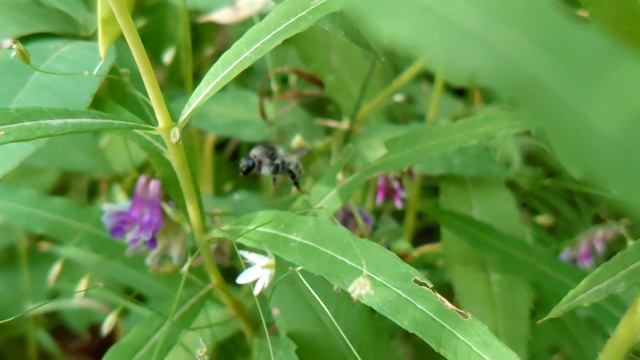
[196,337,209,360]
[348,274,373,300]
[236,250,275,295]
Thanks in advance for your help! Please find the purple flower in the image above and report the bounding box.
[102,175,164,250]
[336,205,374,236]
[558,225,620,269]
[576,241,595,268]
[375,171,410,209]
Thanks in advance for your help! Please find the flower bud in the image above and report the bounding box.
[11,41,31,66]
[100,308,121,337]
[74,274,91,302]
[47,259,64,287]
[170,126,181,144]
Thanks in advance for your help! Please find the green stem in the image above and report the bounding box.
[201,133,216,196]
[16,229,38,360]
[355,59,426,123]
[598,293,640,360]
[405,70,444,242]
[108,0,253,337]
[403,175,422,244]
[426,70,444,124]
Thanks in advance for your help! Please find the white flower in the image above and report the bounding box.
[197,0,271,25]
[236,250,275,295]
[348,274,373,300]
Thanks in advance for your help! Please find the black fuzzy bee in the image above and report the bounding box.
[239,145,304,191]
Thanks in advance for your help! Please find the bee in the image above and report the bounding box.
[239,145,305,191]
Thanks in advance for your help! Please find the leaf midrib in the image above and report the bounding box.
[229,224,497,360]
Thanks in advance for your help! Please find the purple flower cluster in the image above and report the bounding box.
[558,227,619,268]
[102,175,164,250]
[375,170,414,209]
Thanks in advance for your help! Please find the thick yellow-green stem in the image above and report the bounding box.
[598,293,640,360]
[107,0,253,337]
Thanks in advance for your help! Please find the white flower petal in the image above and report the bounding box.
[253,274,269,295]
[235,265,264,284]
[238,250,271,266]
[197,0,269,25]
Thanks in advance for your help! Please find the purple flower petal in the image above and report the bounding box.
[129,175,150,218]
[392,188,404,209]
[102,175,167,254]
[391,176,406,198]
[147,236,158,249]
[358,208,374,228]
[592,229,607,254]
[375,174,387,205]
[558,247,574,263]
[577,241,594,268]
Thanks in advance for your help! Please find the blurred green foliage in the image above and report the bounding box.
[2,0,640,359]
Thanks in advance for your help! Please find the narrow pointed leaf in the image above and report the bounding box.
[222,211,519,360]
[430,207,628,328]
[440,178,532,358]
[98,0,135,59]
[0,107,153,145]
[546,241,640,320]
[179,0,346,125]
[314,110,527,213]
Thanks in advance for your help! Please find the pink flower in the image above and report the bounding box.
[375,171,412,209]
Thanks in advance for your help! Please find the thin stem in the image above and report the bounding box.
[426,70,445,124]
[598,293,640,360]
[403,175,422,244]
[405,70,444,242]
[177,0,194,92]
[107,0,253,337]
[16,229,38,360]
[152,254,193,360]
[201,133,216,196]
[355,59,426,123]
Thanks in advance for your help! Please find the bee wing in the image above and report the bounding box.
[291,148,308,159]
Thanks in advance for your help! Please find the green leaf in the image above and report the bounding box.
[346,0,640,209]
[545,241,640,320]
[179,0,346,125]
[186,89,274,142]
[307,145,353,207]
[98,0,135,59]
[0,140,47,178]
[0,0,91,39]
[586,0,640,48]
[252,335,298,360]
[0,107,153,145]
[0,39,115,177]
[222,211,519,360]
[25,133,119,177]
[314,110,527,213]
[316,12,387,68]
[414,146,507,178]
[271,269,401,360]
[440,178,532,358]
[104,288,236,360]
[430,207,628,328]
